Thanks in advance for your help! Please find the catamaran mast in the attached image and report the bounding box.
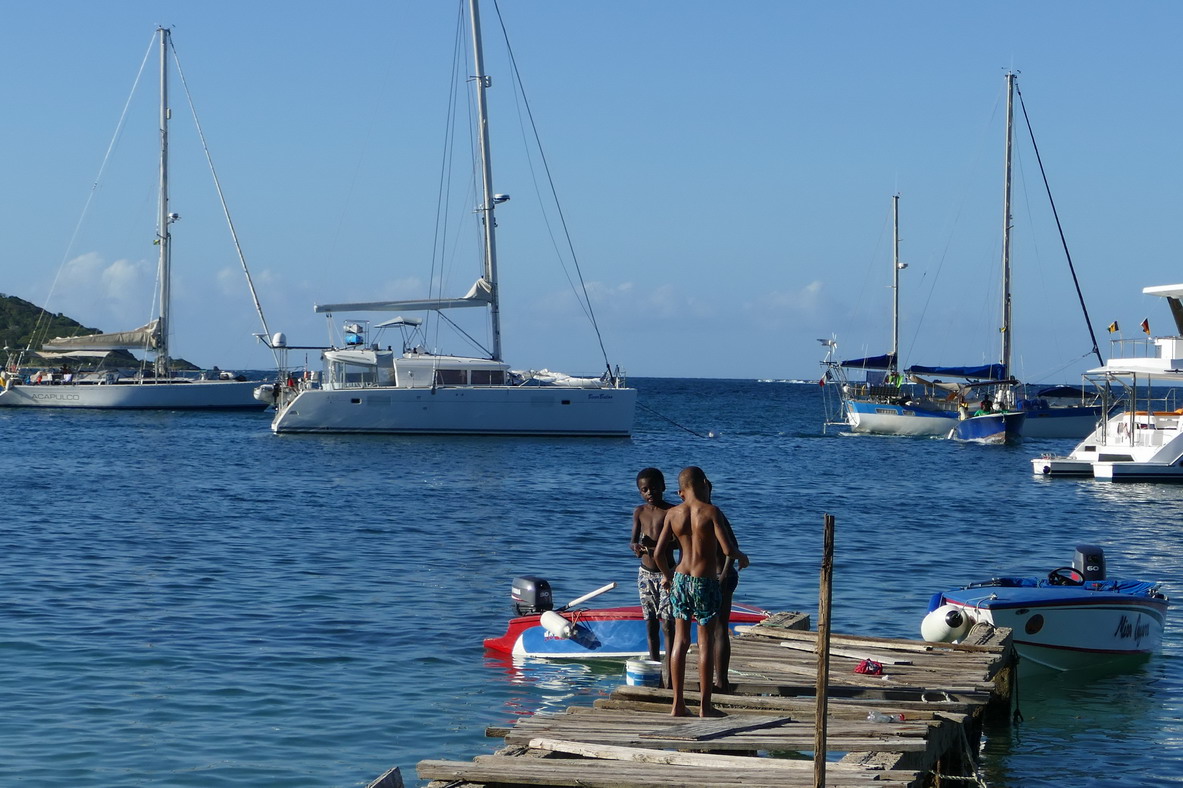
[156,27,172,378]
[891,194,900,377]
[468,0,502,361]
[1000,72,1015,381]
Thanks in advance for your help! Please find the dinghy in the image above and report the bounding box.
[921,545,1168,672]
[483,576,767,659]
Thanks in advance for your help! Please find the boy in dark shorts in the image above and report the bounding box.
[630,468,675,682]
[654,466,740,717]
[705,477,749,693]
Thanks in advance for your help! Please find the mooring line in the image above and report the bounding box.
[637,402,715,439]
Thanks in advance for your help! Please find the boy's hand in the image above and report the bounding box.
[736,551,750,570]
[630,542,644,557]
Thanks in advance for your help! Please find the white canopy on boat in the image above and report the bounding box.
[315,278,492,314]
[41,319,160,352]
[37,350,113,359]
[1143,284,1183,299]
[375,316,424,328]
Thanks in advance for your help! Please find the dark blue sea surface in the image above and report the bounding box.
[1,378,1179,786]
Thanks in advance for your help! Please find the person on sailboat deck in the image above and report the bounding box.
[630,468,675,683]
[974,398,994,417]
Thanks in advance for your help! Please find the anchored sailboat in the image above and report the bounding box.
[824,73,1104,442]
[266,0,635,436]
[0,27,271,410]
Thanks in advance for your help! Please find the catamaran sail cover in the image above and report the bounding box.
[315,278,493,314]
[839,353,895,370]
[42,319,161,352]
[906,363,1007,380]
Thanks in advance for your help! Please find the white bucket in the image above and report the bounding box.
[624,658,662,687]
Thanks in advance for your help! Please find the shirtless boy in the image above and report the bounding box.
[630,468,675,678]
[654,466,739,717]
[700,477,750,692]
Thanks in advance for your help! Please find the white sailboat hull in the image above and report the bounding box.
[0,380,266,410]
[272,385,636,435]
[845,401,954,436]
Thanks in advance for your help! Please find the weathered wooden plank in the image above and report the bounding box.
[526,737,903,772]
[755,610,811,630]
[778,641,915,664]
[419,756,922,787]
[364,765,403,788]
[738,624,1012,656]
[637,715,792,741]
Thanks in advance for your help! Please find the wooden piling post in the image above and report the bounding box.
[813,512,835,788]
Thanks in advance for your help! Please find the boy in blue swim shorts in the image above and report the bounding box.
[654,466,741,718]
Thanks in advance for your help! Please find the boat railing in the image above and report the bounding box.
[1107,337,1159,360]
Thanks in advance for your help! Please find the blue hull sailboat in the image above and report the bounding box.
[824,73,1103,443]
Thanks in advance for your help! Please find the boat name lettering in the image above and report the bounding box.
[32,391,81,402]
[587,392,613,400]
[1114,613,1149,645]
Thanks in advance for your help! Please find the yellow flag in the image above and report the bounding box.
[1107,321,1118,333]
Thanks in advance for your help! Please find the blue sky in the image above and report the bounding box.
[1,1,1180,381]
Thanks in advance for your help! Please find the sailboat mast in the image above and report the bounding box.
[891,194,900,377]
[468,0,502,361]
[156,27,172,378]
[1000,72,1015,379]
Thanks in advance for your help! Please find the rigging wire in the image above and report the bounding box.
[489,0,617,380]
[636,401,715,439]
[19,32,157,366]
[904,81,1006,368]
[1015,83,1104,368]
[169,35,280,370]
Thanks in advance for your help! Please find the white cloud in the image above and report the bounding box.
[50,252,155,328]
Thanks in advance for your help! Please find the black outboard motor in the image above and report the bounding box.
[1073,544,1106,581]
[511,576,553,616]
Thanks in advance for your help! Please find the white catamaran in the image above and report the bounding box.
[0,27,271,410]
[265,0,635,436]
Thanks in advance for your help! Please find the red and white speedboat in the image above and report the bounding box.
[483,576,768,659]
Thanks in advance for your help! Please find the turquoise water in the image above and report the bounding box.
[1,378,1179,786]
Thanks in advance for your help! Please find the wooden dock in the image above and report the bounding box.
[412,612,1015,788]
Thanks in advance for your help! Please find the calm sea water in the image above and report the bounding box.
[1,378,1179,787]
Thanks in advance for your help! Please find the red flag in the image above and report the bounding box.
[1141,318,1151,335]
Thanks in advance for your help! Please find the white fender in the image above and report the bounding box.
[920,604,974,643]
[540,610,575,639]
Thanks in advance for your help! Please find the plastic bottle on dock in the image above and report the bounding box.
[866,711,905,723]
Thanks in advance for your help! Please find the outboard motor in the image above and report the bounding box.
[1073,544,1106,581]
[511,576,553,616]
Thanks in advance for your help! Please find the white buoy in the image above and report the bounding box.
[540,610,575,639]
[920,604,973,643]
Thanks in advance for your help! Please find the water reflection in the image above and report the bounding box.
[482,652,624,723]
[983,655,1183,786]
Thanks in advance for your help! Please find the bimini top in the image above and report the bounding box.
[906,363,1007,380]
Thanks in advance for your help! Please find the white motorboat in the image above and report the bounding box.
[922,545,1168,672]
[267,0,635,436]
[1032,284,1183,481]
[0,28,271,411]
